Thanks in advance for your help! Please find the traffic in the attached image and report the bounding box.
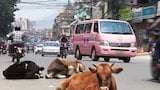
[0,19,160,90]
[1,0,160,90]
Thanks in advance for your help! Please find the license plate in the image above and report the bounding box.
[116,51,124,54]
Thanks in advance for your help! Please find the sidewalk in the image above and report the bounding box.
[137,52,150,56]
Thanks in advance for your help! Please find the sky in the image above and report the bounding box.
[14,0,76,29]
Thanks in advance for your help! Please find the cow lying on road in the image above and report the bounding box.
[45,58,85,79]
[3,61,44,79]
[56,63,123,90]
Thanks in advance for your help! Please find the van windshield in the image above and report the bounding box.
[100,21,133,34]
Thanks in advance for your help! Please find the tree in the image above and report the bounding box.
[0,0,19,38]
[108,0,126,20]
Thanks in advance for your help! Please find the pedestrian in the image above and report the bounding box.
[147,30,159,53]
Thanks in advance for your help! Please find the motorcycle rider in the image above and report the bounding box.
[7,26,25,62]
[59,34,69,58]
[151,31,160,80]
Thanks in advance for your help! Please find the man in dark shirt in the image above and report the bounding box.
[153,37,160,63]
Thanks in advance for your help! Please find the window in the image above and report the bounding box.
[84,23,92,33]
[100,21,133,34]
[75,24,84,34]
[93,22,98,33]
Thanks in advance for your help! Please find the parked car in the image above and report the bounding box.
[41,41,60,56]
[34,44,43,54]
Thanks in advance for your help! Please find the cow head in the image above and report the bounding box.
[89,63,123,90]
[68,61,85,76]
[24,61,44,78]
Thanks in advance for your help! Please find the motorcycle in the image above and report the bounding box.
[58,43,68,58]
[8,42,25,62]
[0,42,7,55]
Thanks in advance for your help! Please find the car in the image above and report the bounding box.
[34,44,43,54]
[41,41,60,56]
[26,44,34,53]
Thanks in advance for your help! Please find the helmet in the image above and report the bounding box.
[15,26,21,31]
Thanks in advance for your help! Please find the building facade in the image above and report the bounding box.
[52,0,160,52]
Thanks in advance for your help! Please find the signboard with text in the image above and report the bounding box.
[131,6,156,19]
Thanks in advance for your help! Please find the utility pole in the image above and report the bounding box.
[90,0,93,19]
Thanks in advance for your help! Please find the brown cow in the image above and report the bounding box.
[56,63,123,90]
[45,58,85,79]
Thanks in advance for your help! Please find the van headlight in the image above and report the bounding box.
[100,41,109,46]
[131,42,136,47]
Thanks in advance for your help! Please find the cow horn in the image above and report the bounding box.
[110,63,115,67]
[93,64,98,68]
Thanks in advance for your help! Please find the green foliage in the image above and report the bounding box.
[0,0,19,38]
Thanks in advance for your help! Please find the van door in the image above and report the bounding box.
[82,23,92,55]
[73,24,85,54]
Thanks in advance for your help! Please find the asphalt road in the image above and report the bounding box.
[0,53,160,90]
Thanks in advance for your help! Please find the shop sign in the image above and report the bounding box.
[132,6,156,19]
[142,6,156,19]
[131,7,142,19]
[119,6,132,20]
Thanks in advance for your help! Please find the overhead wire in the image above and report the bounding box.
[17,0,74,9]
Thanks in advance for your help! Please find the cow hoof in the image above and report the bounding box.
[39,75,44,78]
[56,74,66,79]
[45,74,53,79]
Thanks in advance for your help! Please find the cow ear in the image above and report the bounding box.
[111,67,123,74]
[39,67,44,71]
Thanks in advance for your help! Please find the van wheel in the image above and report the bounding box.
[91,49,99,61]
[104,57,110,62]
[75,48,82,60]
[123,57,130,63]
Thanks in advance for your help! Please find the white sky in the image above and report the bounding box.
[14,0,76,29]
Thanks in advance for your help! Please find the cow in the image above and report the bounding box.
[56,63,123,90]
[3,61,44,79]
[45,58,85,79]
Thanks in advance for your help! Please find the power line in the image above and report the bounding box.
[17,1,74,9]
[20,1,68,6]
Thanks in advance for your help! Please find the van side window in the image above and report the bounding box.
[75,24,84,34]
[94,22,98,33]
[84,23,92,33]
